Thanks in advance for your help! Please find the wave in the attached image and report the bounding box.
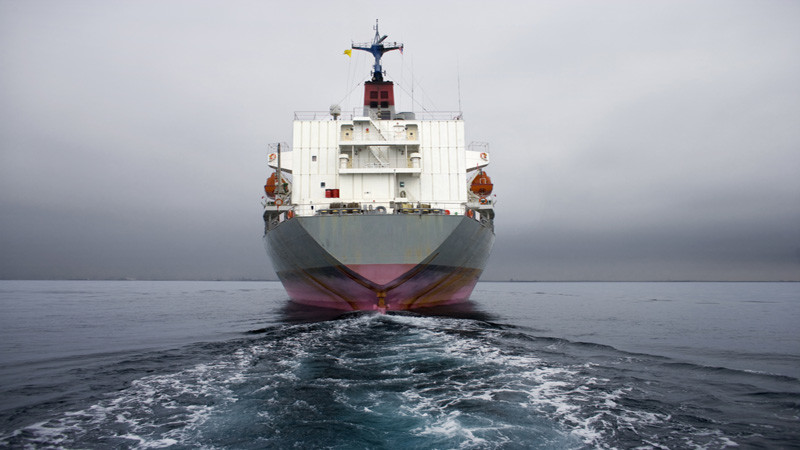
[2,313,795,449]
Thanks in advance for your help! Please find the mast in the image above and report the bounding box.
[351,19,403,82]
[351,20,403,119]
[277,142,281,197]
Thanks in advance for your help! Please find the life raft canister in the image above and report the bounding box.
[470,170,493,196]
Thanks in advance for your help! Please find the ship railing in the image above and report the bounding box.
[313,207,453,216]
[293,110,464,121]
[410,111,463,121]
[468,141,489,152]
[465,204,495,232]
[263,208,293,233]
[395,208,449,215]
[294,111,352,120]
[317,208,365,215]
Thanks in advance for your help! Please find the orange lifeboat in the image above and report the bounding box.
[470,171,493,196]
[264,173,279,198]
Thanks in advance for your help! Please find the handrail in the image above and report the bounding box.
[293,110,464,121]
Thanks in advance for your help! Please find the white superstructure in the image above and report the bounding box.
[268,117,490,217]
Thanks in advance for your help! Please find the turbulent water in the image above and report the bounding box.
[1,281,798,448]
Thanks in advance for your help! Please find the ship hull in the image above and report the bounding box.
[265,215,494,310]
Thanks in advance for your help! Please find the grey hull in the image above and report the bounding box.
[265,214,494,310]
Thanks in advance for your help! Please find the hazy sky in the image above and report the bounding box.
[1,0,798,281]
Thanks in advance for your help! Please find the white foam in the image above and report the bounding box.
[3,314,742,449]
[4,344,255,448]
[417,412,490,448]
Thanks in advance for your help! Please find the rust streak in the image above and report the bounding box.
[404,267,478,309]
[334,264,379,291]
[297,268,361,310]
[383,252,441,291]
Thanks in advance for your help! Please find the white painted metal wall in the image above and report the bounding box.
[290,119,470,216]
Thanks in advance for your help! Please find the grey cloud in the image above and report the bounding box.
[1,1,798,281]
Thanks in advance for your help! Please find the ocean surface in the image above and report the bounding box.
[0,281,798,449]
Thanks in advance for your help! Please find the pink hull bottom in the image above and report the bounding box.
[277,263,482,311]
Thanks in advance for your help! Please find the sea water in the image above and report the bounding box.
[0,281,798,448]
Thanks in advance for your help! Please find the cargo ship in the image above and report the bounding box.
[263,23,495,310]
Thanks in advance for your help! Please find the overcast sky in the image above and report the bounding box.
[1,0,798,281]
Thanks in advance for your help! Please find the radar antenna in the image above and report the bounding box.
[351,20,403,82]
